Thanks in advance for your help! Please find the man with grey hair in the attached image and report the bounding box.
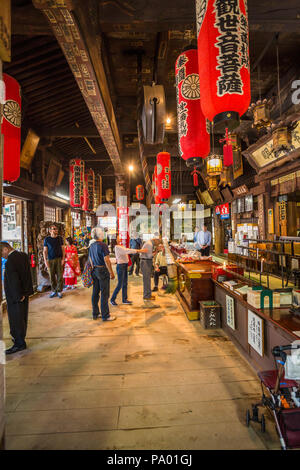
[140,236,160,302]
[88,227,116,321]
[1,241,33,354]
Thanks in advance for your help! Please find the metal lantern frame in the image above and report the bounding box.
[206,154,223,176]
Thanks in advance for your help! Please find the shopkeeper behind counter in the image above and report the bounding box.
[195,224,211,256]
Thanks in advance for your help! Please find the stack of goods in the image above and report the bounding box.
[178,251,207,263]
[247,287,280,309]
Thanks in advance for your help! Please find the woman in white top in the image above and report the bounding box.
[110,236,146,306]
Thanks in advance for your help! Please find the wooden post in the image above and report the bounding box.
[0,58,5,450]
[214,212,224,255]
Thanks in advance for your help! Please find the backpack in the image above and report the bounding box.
[81,259,93,288]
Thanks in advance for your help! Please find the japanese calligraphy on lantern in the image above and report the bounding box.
[175,48,210,166]
[69,159,82,208]
[226,295,235,330]
[248,310,264,356]
[196,0,250,128]
[214,0,249,96]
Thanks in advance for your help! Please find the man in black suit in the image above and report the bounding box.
[1,242,34,354]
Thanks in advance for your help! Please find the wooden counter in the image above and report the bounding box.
[176,260,219,320]
[214,280,300,372]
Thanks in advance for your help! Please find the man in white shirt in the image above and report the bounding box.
[140,237,160,300]
[110,236,146,306]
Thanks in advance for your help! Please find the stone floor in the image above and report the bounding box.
[3,273,281,450]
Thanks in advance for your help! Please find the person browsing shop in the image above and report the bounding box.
[89,227,116,321]
[153,244,168,292]
[110,236,146,306]
[43,225,65,299]
[196,224,212,256]
[140,237,160,301]
[129,232,143,276]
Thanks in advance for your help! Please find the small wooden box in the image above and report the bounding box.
[199,301,221,329]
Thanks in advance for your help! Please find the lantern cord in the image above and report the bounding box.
[276,37,282,119]
[258,64,262,102]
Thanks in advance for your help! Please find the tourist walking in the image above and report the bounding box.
[110,236,146,306]
[129,232,142,276]
[89,227,116,321]
[43,224,65,298]
[63,237,81,290]
[1,242,34,354]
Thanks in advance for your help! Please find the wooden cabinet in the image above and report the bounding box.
[176,260,218,320]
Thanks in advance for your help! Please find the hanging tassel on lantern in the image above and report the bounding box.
[191,167,201,187]
[220,128,233,167]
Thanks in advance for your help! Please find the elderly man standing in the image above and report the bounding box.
[1,242,33,354]
[140,236,159,302]
[89,227,116,321]
[196,224,212,256]
[43,224,65,298]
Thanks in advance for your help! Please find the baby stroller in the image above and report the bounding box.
[246,343,300,450]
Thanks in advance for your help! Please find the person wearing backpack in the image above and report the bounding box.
[88,227,115,321]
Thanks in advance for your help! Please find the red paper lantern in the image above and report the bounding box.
[69,159,82,208]
[117,206,129,248]
[175,48,210,168]
[87,169,95,211]
[157,152,171,202]
[196,0,251,132]
[154,165,161,205]
[136,185,144,201]
[82,172,89,211]
[2,74,21,182]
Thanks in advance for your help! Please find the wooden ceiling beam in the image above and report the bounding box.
[36,127,101,138]
[33,0,124,177]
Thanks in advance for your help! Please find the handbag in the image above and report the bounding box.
[81,259,93,288]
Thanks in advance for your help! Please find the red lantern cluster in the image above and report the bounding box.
[156,152,171,202]
[87,169,95,211]
[175,48,210,168]
[136,185,144,201]
[196,0,251,132]
[2,74,21,182]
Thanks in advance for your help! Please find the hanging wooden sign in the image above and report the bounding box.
[0,0,11,62]
[20,129,40,170]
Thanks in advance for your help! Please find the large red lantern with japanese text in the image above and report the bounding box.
[157,152,171,202]
[69,159,82,208]
[2,74,21,182]
[175,48,210,168]
[136,185,144,201]
[196,0,251,132]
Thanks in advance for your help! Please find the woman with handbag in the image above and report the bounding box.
[63,237,81,290]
